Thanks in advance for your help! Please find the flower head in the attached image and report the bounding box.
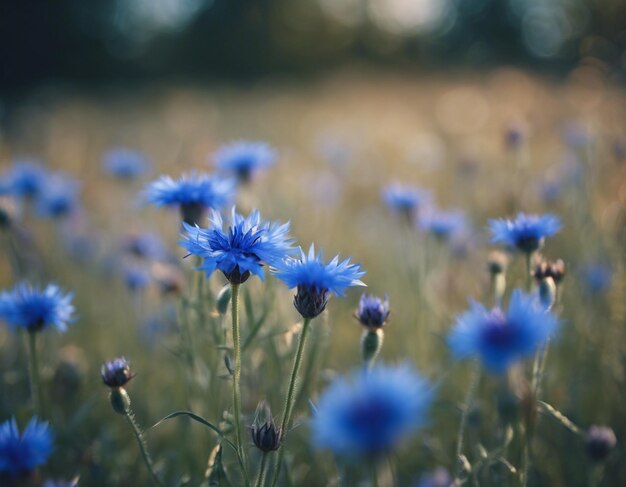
[489,213,561,254]
[121,232,166,260]
[419,207,467,240]
[273,244,365,318]
[35,175,81,219]
[581,263,612,295]
[103,148,150,180]
[447,289,558,373]
[533,259,565,285]
[213,140,276,183]
[0,283,75,333]
[144,172,235,225]
[585,426,616,462]
[2,159,48,199]
[355,294,390,329]
[181,207,294,284]
[0,417,53,476]
[101,357,134,388]
[250,401,282,452]
[311,363,433,458]
[382,184,431,221]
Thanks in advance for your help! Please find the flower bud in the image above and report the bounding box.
[101,358,134,388]
[585,426,617,462]
[533,259,565,285]
[250,401,282,452]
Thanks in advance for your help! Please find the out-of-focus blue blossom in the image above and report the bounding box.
[43,479,79,487]
[417,467,453,487]
[0,417,53,476]
[212,140,276,183]
[144,172,235,224]
[122,265,152,292]
[447,289,558,373]
[273,244,365,318]
[489,213,561,254]
[537,179,564,204]
[0,283,75,333]
[356,293,389,329]
[101,357,134,388]
[314,135,353,168]
[35,175,81,219]
[181,207,294,284]
[311,363,433,458]
[419,208,467,240]
[121,232,166,260]
[580,263,613,295]
[382,184,431,221]
[562,121,591,150]
[504,122,526,150]
[103,148,150,180]
[2,159,49,199]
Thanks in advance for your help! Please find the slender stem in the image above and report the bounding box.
[26,331,43,417]
[525,252,532,293]
[454,362,481,484]
[125,410,164,487]
[370,460,379,487]
[255,452,269,487]
[270,317,313,487]
[230,283,248,481]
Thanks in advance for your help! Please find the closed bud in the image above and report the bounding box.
[487,251,508,275]
[216,285,232,315]
[533,259,565,285]
[250,401,282,452]
[585,426,616,462]
[109,388,131,415]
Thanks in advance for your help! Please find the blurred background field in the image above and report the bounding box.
[1,1,626,486]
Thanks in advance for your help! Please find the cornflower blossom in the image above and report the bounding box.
[0,417,53,476]
[212,140,276,183]
[489,213,561,254]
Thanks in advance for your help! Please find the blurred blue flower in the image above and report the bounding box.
[580,263,613,295]
[0,417,53,476]
[103,148,150,180]
[0,283,75,333]
[417,467,452,487]
[144,172,235,224]
[213,140,276,183]
[101,357,134,388]
[537,179,564,204]
[121,232,166,260]
[43,479,78,487]
[382,184,431,220]
[489,212,561,254]
[356,293,389,329]
[122,265,152,292]
[35,175,81,219]
[562,121,591,150]
[311,363,433,458]
[419,208,467,240]
[273,244,365,318]
[181,207,294,284]
[447,289,558,373]
[3,159,49,199]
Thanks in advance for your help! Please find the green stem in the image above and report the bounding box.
[26,331,43,417]
[454,363,481,484]
[525,252,532,293]
[255,452,269,487]
[370,460,379,487]
[125,409,164,487]
[270,317,313,487]
[230,283,249,482]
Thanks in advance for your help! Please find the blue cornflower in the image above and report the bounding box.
[101,357,134,388]
[489,212,561,254]
[144,172,235,225]
[355,293,390,329]
[213,140,276,183]
[311,363,433,458]
[181,207,294,284]
[122,265,151,292]
[0,417,53,476]
[0,283,75,333]
[382,184,431,222]
[419,207,467,240]
[103,148,150,180]
[273,244,365,318]
[447,289,558,374]
[2,159,49,199]
[580,263,612,295]
[35,175,81,219]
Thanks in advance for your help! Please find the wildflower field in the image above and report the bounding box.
[0,69,625,487]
